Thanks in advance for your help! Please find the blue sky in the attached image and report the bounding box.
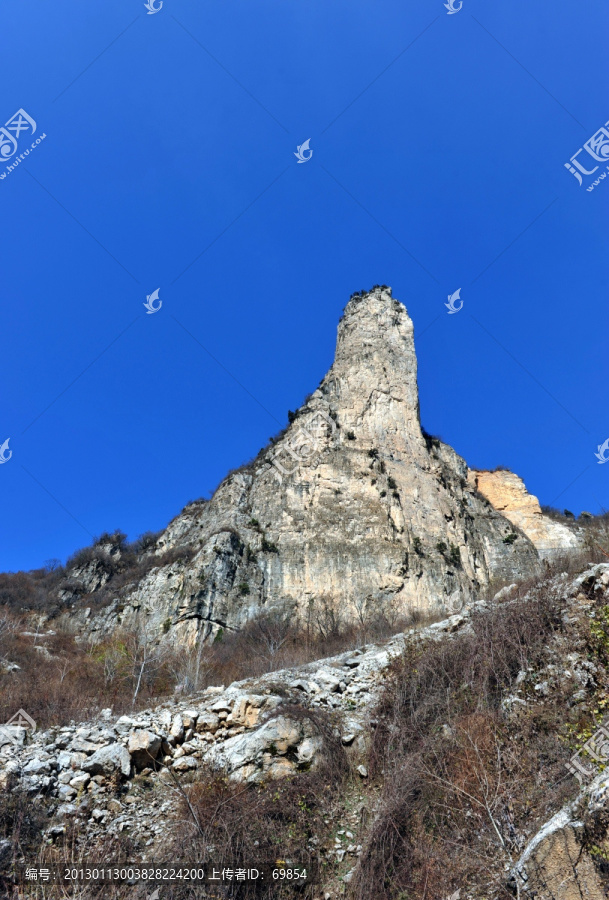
[1,0,607,572]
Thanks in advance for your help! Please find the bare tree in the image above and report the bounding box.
[352,594,371,644]
[168,637,213,693]
[111,617,168,706]
[102,644,123,687]
[0,609,17,651]
[378,593,404,632]
[243,609,294,670]
[312,594,342,641]
[56,658,71,683]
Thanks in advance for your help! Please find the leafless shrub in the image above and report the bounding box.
[0,792,47,896]
[241,609,295,670]
[0,607,18,650]
[6,822,140,899]
[311,593,343,641]
[351,577,575,900]
[98,618,170,706]
[167,707,349,899]
[167,638,215,694]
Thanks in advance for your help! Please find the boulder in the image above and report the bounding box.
[314,670,341,692]
[23,757,51,775]
[81,743,131,778]
[0,726,25,749]
[172,756,197,772]
[208,716,320,783]
[169,714,184,745]
[115,716,137,735]
[128,730,162,771]
[182,710,198,729]
[0,760,20,792]
[195,711,220,734]
[0,839,12,867]
[58,785,77,801]
[69,773,91,791]
[231,695,266,728]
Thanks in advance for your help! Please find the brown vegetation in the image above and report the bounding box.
[349,569,608,900]
[0,599,423,731]
[164,706,350,899]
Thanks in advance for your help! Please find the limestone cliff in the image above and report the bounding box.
[63,286,561,645]
[469,469,580,560]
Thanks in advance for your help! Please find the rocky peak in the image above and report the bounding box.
[329,286,421,434]
[59,286,575,647]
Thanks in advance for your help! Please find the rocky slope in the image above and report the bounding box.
[3,562,609,900]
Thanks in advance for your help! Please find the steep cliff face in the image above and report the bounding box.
[72,286,551,645]
[469,469,580,560]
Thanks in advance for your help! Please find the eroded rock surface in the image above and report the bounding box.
[469,469,580,560]
[61,288,557,647]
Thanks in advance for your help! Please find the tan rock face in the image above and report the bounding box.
[469,469,580,560]
[525,824,606,900]
[78,287,545,644]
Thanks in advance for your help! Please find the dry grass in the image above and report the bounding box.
[164,706,350,899]
[349,572,598,900]
[0,600,424,730]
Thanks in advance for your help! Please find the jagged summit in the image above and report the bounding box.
[58,286,578,646]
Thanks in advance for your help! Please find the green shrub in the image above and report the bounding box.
[448,544,461,567]
[261,537,279,554]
